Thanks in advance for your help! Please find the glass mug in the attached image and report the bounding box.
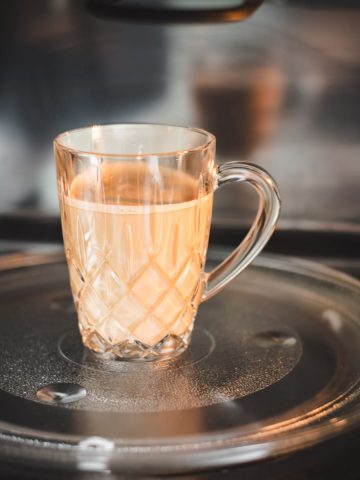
[54,124,280,361]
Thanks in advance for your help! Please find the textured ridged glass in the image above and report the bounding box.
[54,124,280,361]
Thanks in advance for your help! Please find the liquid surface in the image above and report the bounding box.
[61,163,213,359]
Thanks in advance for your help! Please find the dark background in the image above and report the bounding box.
[0,1,359,478]
[1,0,359,227]
[1,0,359,272]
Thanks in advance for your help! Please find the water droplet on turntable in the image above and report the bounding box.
[78,437,114,471]
[252,331,297,348]
[79,436,114,451]
[36,383,86,404]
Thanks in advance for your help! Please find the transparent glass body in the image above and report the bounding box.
[54,124,280,360]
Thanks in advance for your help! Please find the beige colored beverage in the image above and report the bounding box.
[62,163,213,357]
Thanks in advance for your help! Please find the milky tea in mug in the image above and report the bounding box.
[55,124,280,361]
[64,162,212,354]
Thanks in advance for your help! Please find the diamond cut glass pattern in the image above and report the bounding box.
[60,161,213,359]
[64,203,211,359]
[131,264,168,307]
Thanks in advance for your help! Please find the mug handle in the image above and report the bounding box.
[202,162,281,301]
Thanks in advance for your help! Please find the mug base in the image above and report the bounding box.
[81,329,192,362]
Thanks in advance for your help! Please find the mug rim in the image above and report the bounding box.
[54,122,216,158]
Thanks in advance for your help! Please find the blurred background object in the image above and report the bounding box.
[0,0,359,263]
